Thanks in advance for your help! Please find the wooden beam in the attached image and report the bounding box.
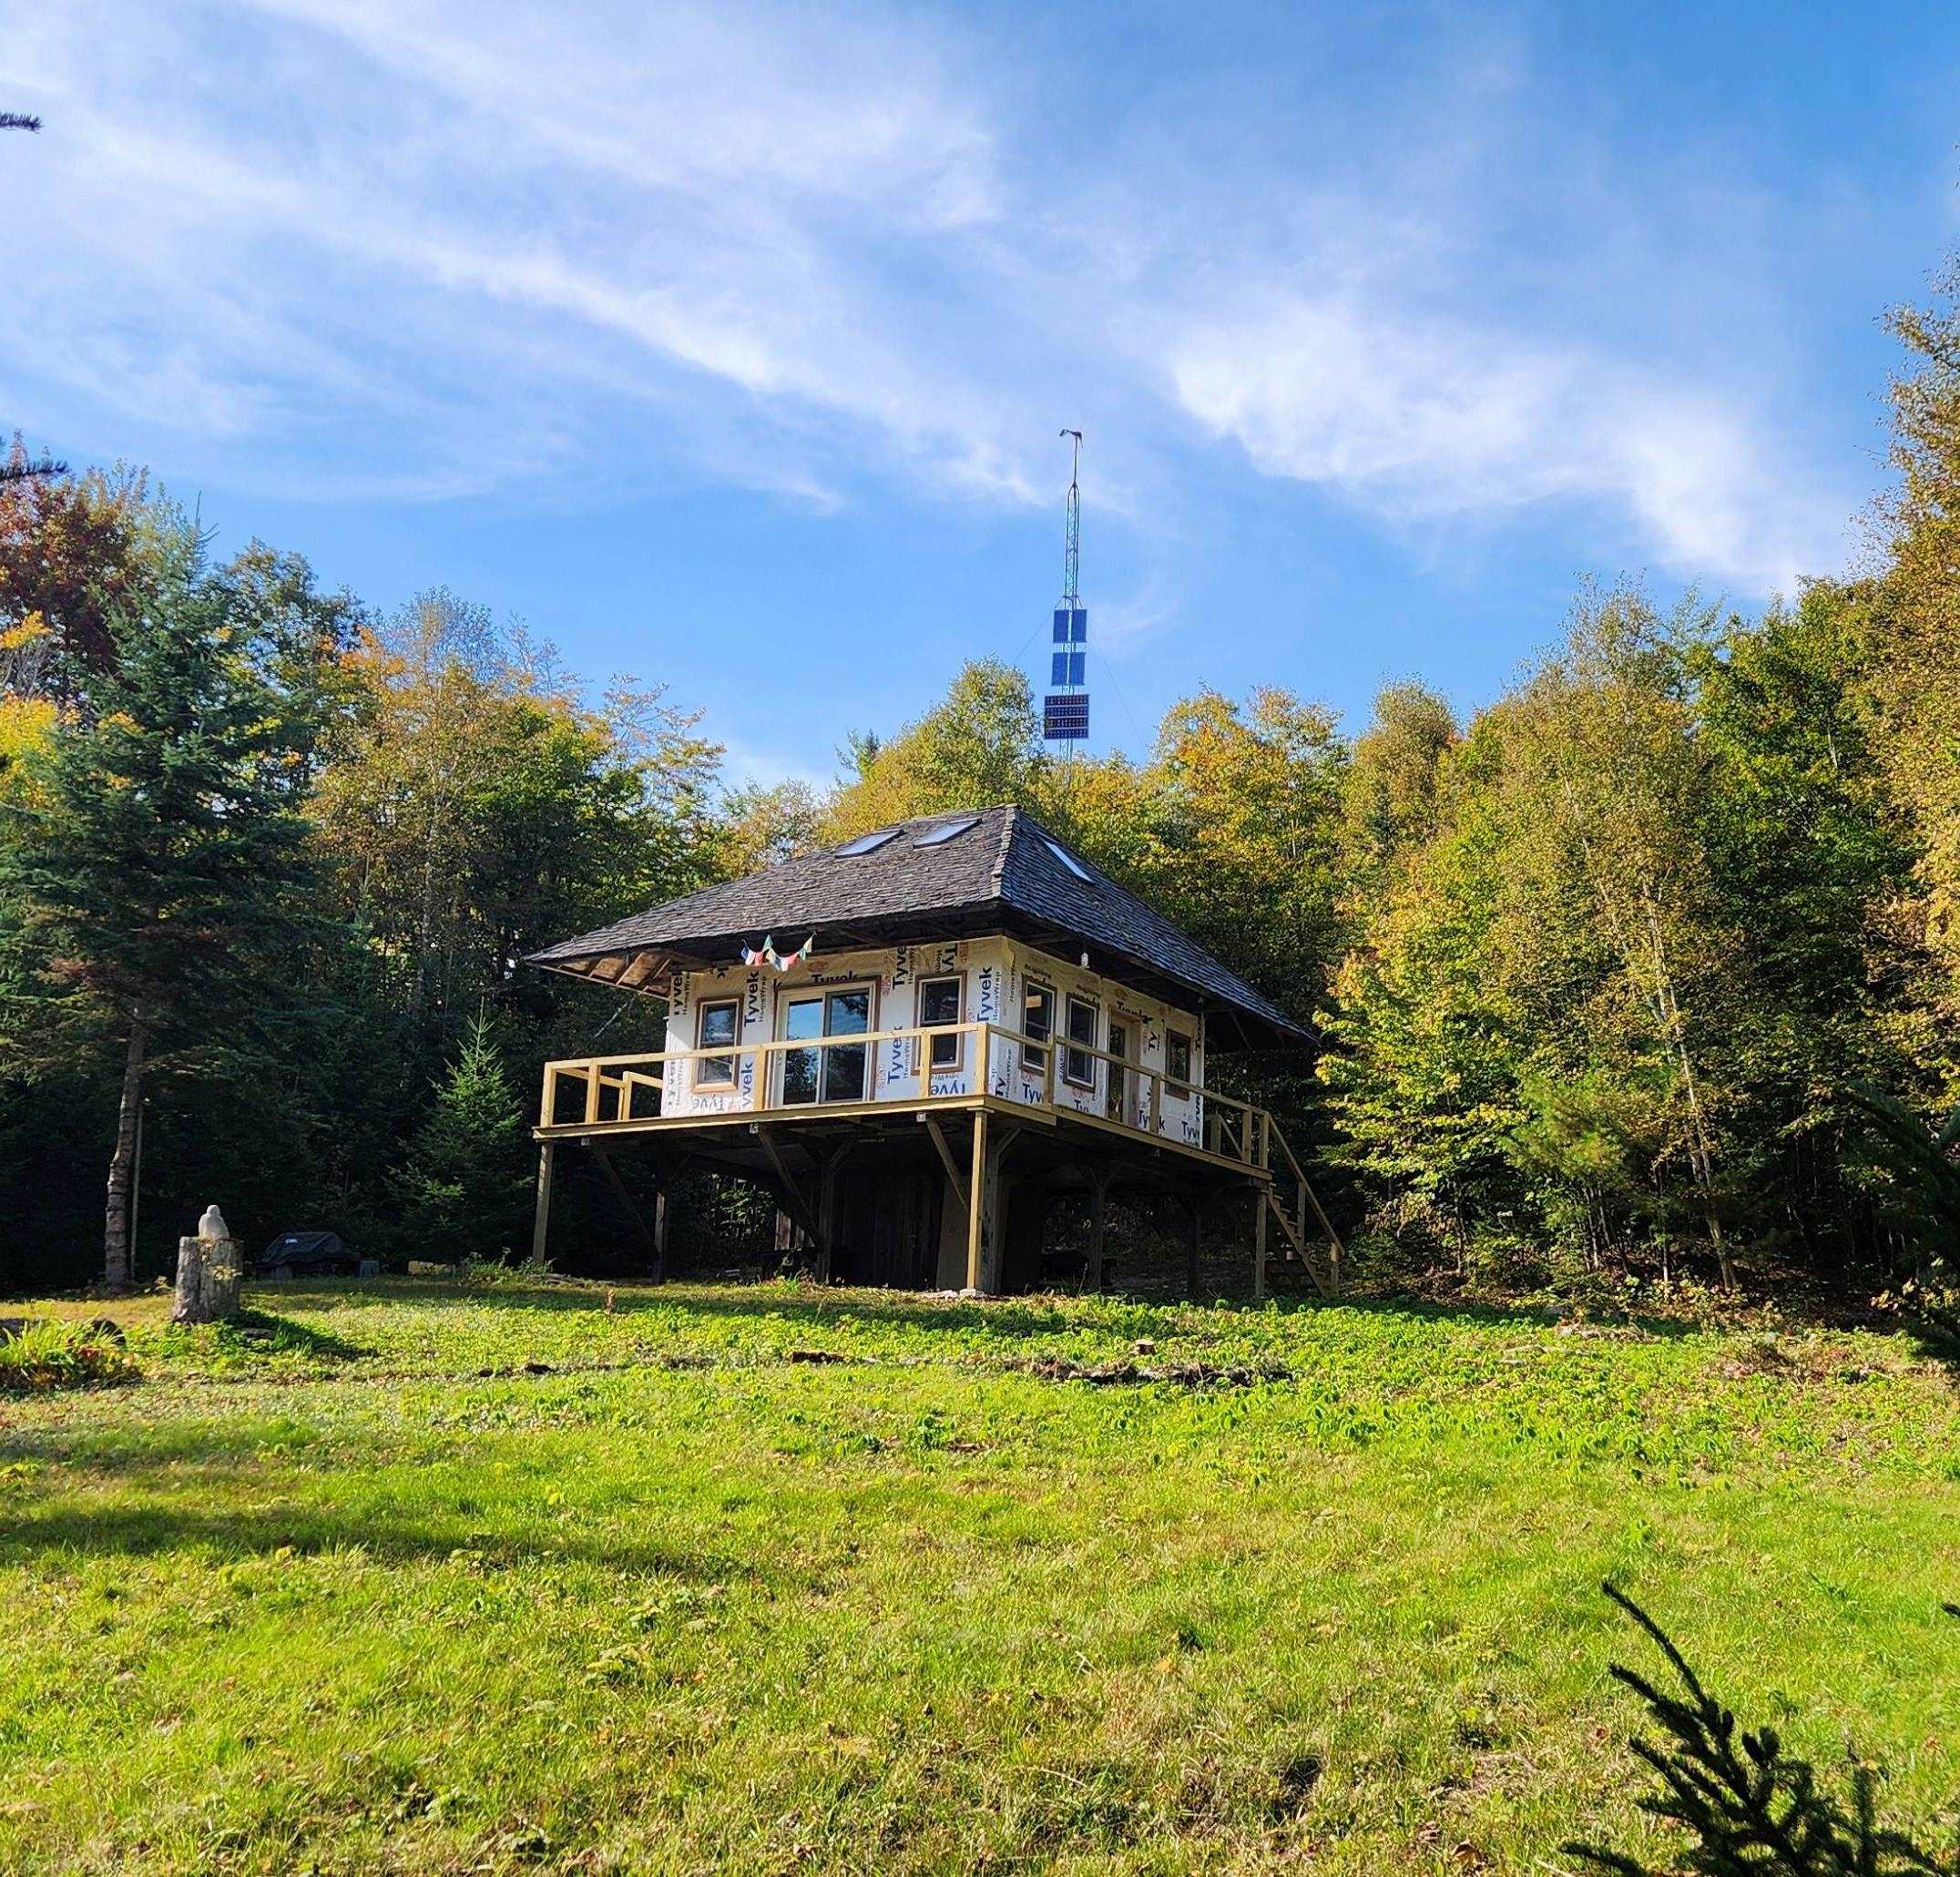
[1088,1175,1108,1294]
[618,950,662,988]
[1300,1174,1345,1297]
[923,1116,970,1212]
[965,1106,989,1292]
[1253,1188,1268,1301]
[531,1141,556,1262]
[1186,1191,1204,1302]
[815,1140,852,1282]
[589,1142,662,1279]
[755,1127,822,1247]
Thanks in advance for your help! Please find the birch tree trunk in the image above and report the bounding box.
[102,1017,147,1294]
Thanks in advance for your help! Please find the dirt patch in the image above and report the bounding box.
[1009,1354,1291,1389]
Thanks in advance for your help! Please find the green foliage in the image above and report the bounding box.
[6,238,1960,1304]
[393,1015,532,1263]
[1569,1584,1959,1876]
[0,1318,138,1392]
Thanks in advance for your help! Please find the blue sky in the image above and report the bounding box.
[6,2,1957,788]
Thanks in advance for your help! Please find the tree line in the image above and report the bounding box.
[3,255,1956,1302]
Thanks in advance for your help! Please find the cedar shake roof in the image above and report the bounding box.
[526,805,1308,1049]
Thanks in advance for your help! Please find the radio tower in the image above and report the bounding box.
[1042,429,1089,761]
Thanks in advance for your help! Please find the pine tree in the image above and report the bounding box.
[395,1015,532,1264]
[0,548,317,1290]
[1568,1585,1959,1876]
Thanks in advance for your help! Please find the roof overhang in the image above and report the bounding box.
[530,899,1310,1051]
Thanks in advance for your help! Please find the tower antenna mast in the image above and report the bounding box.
[1041,430,1089,769]
[1061,428,1082,617]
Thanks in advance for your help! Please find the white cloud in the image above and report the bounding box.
[1,0,1863,598]
[1168,296,1846,594]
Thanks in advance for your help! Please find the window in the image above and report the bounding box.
[1021,984,1055,1076]
[917,974,964,1071]
[780,986,873,1106]
[1044,838,1091,882]
[914,817,978,848]
[694,998,740,1089]
[836,828,898,855]
[1165,1030,1193,1097]
[1063,995,1098,1090]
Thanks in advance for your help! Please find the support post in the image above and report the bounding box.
[1253,1188,1268,1301]
[590,1143,662,1279]
[1186,1192,1204,1302]
[965,1106,989,1292]
[532,1141,556,1263]
[816,1146,849,1283]
[1088,1176,1108,1293]
[924,1116,971,1211]
[757,1127,822,1250]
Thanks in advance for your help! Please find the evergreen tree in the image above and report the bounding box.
[1569,1585,1959,1876]
[395,1015,532,1263]
[0,547,318,1290]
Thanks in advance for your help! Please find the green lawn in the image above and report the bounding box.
[3,1276,1957,1874]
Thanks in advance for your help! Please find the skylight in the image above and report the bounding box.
[836,829,899,855]
[914,817,978,848]
[1044,839,1092,882]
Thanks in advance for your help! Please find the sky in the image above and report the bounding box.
[5,1,1958,790]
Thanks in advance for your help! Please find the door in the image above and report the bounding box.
[1106,1020,1135,1127]
[779,985,873,1107]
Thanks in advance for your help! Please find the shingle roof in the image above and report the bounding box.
[527,804,1307,1046]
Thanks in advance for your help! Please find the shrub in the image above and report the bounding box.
[0,1319,139,1392]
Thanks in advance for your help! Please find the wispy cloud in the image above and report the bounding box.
[1168,295,1843,594]
[2,0,1863,598]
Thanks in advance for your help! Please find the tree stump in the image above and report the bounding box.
[171,1204,242,1324]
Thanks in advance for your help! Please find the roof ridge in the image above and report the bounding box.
[987,803,1018,896]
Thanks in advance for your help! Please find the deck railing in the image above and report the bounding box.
[537,1021,1272,1168]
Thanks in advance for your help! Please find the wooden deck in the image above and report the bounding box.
[532,1022,1339,1295]
[537,1021,1270,1167]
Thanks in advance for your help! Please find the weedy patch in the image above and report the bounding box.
[0,1317,138,1393]
[0,1275,1955,1875]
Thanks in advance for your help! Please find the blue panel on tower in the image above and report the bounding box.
[1050,649,1086,686]
[1052,607,1087,644]
[1043,692,1090,740]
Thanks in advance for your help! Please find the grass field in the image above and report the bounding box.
[3,1275,1957,1874]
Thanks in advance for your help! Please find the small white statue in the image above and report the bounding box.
[199,1203,229,1242]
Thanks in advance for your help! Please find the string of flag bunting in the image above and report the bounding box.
[740,934,817,974]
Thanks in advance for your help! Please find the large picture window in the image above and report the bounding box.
[1021,984,1055,1076]
[1063,995,1098,1090]
[694,998,740,1089]
[917,974,964,1071]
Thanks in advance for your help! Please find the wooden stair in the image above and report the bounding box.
[1259,1117,1342,1298]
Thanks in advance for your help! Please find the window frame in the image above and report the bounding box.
[1165,1028,1194,1098]
[1062,994,1099,1091]
[693,995,742,1091]
[1021,983,1056,1077]
[916,973,965,1073]
[774,980,879,1107]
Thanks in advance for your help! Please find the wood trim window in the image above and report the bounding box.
[1165,1029,1193,1098]
[694,997,741,1089]
[1063,995,1099,1090]
[917,974,964,1072]
[1022,984,1055,1076]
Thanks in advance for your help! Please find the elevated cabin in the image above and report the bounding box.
[526,805,1338,1296]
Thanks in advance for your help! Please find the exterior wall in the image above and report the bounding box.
[657,934,1206,1138]
[658,938,1013,1117]
[991,937,1207,1147]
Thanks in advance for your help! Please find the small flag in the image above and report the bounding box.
[740,935,818,973]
